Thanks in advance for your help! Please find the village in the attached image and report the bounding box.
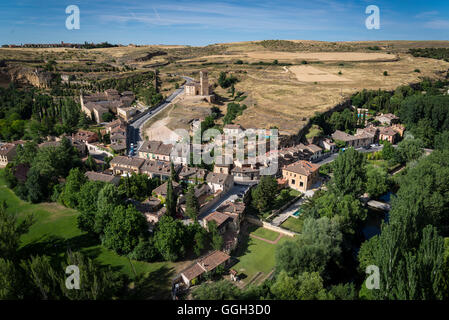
[0,68,413,299]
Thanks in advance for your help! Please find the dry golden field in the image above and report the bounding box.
[160,42,449,134]
[2,40,449,135]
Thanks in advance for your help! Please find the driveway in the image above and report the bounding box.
[198,184,251,220]
[271,197,306,226]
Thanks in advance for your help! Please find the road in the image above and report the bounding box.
[128,76,194,153]
[198,184,251,220]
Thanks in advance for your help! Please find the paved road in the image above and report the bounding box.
[198,184,251,220]
[128,76,194,153]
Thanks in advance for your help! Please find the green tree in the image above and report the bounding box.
[21,255,61,300]
[77,181,105,234]
[185,185,199,220]
[0,201,34,259]
[275,217,343,278]
[193,227,208,257]
[129,238,159,262]
[309,191,367,236]
[94,184,124,235]
[380,140,396,162]
[251,176,278,213]
[395,137,424,164]
[366,166,389,198]
[331,147,366,197]
[208,220,224,251]
[61,251,126,300]
[60,167,87,208]
[0,258,23,299]
[154,215,186,261]
[165,178,178,218]
[85,155,97,171]
[271,270,329,300]
[434,130,449,151]
[102,205,148,255]
[192,280,241,300]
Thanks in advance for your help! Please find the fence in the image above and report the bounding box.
[245,215,298,237]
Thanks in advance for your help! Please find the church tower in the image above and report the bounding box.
[200,70,209,96]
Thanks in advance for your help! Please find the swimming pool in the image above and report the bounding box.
[293,208,302,217]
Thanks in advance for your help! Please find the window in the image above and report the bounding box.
[291,179,296,185]
[300,182,304,187]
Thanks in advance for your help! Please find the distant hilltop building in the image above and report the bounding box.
[185,70,215,102]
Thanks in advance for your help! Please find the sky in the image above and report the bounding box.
[1,0,448,46]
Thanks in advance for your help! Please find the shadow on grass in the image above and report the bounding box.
[126,265,176,300]
[18,233,100,260]
[230,222,255,262]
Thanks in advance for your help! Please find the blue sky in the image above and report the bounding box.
[1,0,448,46]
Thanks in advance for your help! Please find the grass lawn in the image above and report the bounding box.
[250,226,280,242]
[281,216,305,233]
[0,170,174,282]
[232,227,290,286]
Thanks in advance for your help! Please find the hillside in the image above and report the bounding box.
[1,40,449,134]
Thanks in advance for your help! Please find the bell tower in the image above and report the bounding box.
[200,70,209,96]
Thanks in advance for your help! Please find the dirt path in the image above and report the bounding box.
[249,232,284,244]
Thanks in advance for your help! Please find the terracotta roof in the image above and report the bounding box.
[204,211,231,228]
[206,172,233,185]
[139,140,174,156]
[379,127,398,136]
[38,141,61,148]
[198,250,230,272]
[181,263,205,282]
[283,160,319,176]
[178,166,207,180]
[305,144,322,153]
[0,143,16,156]
[231,166,259,173]
[131,197,162,214]
[85,171,118,183]
[379,113,399,120]
[152,181,182,197]
[110,156,145,168]
[332,130,355,142]
[110,143,127,151]
[181,250,231,281]
[217,201,245,216]
[141,160,179,176]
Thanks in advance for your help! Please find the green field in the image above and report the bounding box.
[232,227,289,286]
[281,216,304,233]
[0,170,174,282]
[250,227,280,241]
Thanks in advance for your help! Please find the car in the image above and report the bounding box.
[237,193,244,198]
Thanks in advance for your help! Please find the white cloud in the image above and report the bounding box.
[424,19,449,29]
[415,11,439,19]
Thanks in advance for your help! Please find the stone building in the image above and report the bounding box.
[282,160,320,193]
[185,70,215,102]
[0,143,17,168]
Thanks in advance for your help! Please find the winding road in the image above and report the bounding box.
[127,76,194,153]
